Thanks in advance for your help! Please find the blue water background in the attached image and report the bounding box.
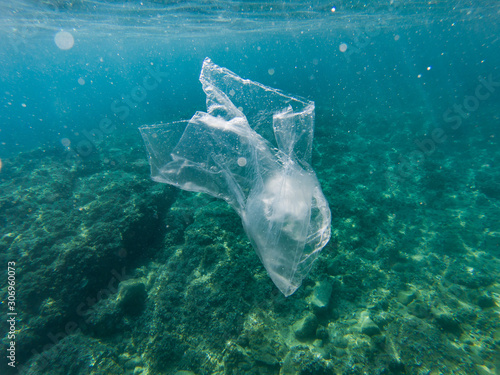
[0,1,498,162]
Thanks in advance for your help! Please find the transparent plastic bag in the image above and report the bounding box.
[139,58,331,296]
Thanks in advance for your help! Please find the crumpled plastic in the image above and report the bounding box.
[139,58,331,296]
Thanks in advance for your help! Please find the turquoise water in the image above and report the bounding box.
[0,1,499,374]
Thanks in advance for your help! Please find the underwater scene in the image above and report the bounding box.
[0,0,499,374]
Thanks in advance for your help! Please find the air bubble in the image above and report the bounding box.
[54,31,74,50]
[237,157,247,167]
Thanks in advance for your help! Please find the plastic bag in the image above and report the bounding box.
[139,58,331,296]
